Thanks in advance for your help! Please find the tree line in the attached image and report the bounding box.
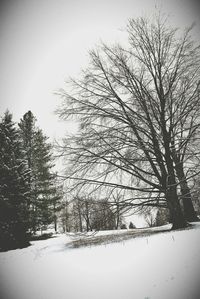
[60,195,126,232]
[56,13,200,230]
[0,111,62,251]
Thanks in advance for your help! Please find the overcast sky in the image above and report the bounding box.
[0,0,199,141]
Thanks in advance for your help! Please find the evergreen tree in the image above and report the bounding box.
[19,111,62,233]
[18,110,36,231]
[0,111,30,250]
[129,222,136,229]
[32,128,54,231]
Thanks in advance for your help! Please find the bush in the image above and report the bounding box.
[30,233,53,241]
[120,224,127,229]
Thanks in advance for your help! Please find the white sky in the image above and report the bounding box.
[0,0,199,141]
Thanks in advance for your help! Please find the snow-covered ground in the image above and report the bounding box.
[1,224,200,299]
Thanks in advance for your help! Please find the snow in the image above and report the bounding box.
[1,224,200,299]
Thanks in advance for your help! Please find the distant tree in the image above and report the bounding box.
[60,200,71,232]
[0,111,30,250]
[68,196,116,232]
[81,197,93,232]
[143,207,156,228]
[129,221,136,229]
[70,196,95,232]
[71,196,84,232]
[111,191,125,229]
[91,199,116,231]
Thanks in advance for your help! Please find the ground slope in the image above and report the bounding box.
[0,224,200,299]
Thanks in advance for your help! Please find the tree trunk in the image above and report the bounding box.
[162,139,187,229]
[115,202,120,229]
[180,185,199,222]
[54,216,57,232]
[175,163,199,222]
[86,216,90,232]
[77,205,83,232]
[166,186,188,230]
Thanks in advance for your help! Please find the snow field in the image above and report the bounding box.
[0,224,200,299]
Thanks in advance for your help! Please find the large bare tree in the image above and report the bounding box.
[127,17,200,221]
[57,14,200,229]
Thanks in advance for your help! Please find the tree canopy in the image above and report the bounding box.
[57,14,200,229]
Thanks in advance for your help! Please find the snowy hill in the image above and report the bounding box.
[1,224,200,299]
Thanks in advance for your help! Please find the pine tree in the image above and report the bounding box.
[32,128,53,231]
[18,111,35,173]
[129,222,136,229]
[0,111,30,250]
[18,111,36,231]
[19,111,62,234]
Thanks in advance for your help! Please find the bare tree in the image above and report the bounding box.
[67,195,116,232]
[143,207,156,228]
[60,200,71,232]
[72,196,84,232]
[90,199,116,231]
[111,191,125,229]
[57,13,200,229]
[126,16,200,222]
